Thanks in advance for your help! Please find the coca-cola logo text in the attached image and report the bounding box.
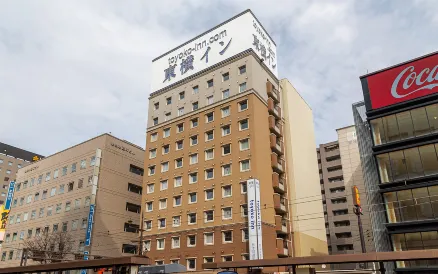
[391,65,438,98]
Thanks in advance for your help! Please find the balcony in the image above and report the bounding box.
[271,153,284,173]
[270,134,284,155]
[274,193,287,214]
[275,215,288,234]
[272,172,285,194]
[268,116,283,137]
[276,238,289,257]
[331,203,348,211]
[268,98,281,118]
[267,82,280,102]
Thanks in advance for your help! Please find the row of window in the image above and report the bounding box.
[371,103,438,146]
[12,178,90,208]
[392,231,438,268]
[152,87,248,125]
[15,156,96,191]
[0,159,22,168]
[144,206,248,229]
[377,143,438,183]
[9,197,91,224]
[0,168,13,175]
[145,229,248,252]
[148,158,250,177]
[149,254,249,271]
[149,138,250,162]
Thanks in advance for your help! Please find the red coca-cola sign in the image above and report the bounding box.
[367,53,438,109]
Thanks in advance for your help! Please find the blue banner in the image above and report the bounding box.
[4,181,15,210]
[85,205,95,246]
[83,250,89,260]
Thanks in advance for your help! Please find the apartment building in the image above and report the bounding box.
[142,10,327,271]
[354,51,438,272]
[0,142,43,206]
[317,126,374,269]
[0,134,144,267]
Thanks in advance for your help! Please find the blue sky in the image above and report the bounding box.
[1,0,437,155]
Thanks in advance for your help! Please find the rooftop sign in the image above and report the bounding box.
[151,10,277,92]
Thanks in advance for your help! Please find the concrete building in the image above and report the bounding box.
[0,142,43,206]
[317,126,374,269]
[0,134,144,266]
[141,10,327,271]
[354,51,438,273]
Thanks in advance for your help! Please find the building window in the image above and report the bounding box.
[179,91,185,100]
[189,192,197,204]
[192,101,199,111]
[333,209,348,216]
[90,156,96,166]
[154,102,159,110]
[240,159,250,171]
[222,72,229,81]
[80,160,86,170]
[130,164,144,176]
[172,236,180,248]
[204,210,214,222]
[205,168,214,180]
[206,95,214,105]
[241,205,248,217]
[205,189,214,200]
[205,130,214,141]
[191,118,199,128]
[62,222,68,232]
[188,213,197,224]
[55,204,62,214]
[187,258,196,270]
[204,232,214,245]
[222,255,233,262]
[174,196,182,207]
[239,65,246,74]
[204,257,214,263]
[178,107,184,116]
[166,97,172,105]
[177,123,184,133]
[45,172,51,181]
[221,106,230,117]
[149,149,157,159]
[171,259,180,264]
[174,176,182,187]
[160,180,168,191]
[158,218,166,229]
[165,112,171,121]
[206,112,214,123]
[162,144,170,154]
[175,158,183,168]
[207,79,213,88]
[330,187,345,193]
[26,195,32,204]
[193,85,199,94]
[222,230,233,243]
[205,148,214,160]
[145,220,152,231]
[222,185,232,197]
[222,89,230,99]
[189,172,198,184]
[65,201,71,212]
[159,199,167,210]
[239,82,247,93]
[146,202,153,212]
[239,119,249,130]
[148,166,156,176]
[163,128,170,138]
[222,164,232,176]
[50,187,56,197]
[78,179,83,189]
[187,235,196,246]
[157,239,165,250]
[71,163,77,173]
[153,117,158,125]
[161,162,169,172]
[222,144,231,155]
[150,133,158,142]
[190,135,198,146]
[241,182,247,193]
[122,244,137,254]
[72,220,78,231]
[222,125,231,136]
[222,207,232,220]
[68,182,74,192]
[190,153,198,165]
[126,202,141,213]
[239,100,248,111]
[173,215,181,227]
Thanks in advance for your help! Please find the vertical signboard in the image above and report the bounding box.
[85,204,95,246]
[247,178,263,260]
[0,181,15,241]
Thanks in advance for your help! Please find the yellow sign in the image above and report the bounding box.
[352,185,361,207]
[0,205,9,241]
[32,155,39,162]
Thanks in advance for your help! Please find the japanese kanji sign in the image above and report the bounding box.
[152,10,277,91]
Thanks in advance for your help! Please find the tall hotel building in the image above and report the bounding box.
[142,10,327,271]
[354,51,438,273]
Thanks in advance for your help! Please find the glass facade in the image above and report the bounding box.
[383,186,438,223]
[376,144,438,183]
[370,104,438,146]
[392,231,438,268]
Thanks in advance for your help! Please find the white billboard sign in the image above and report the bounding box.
[247,178,263,260]
[151,10,278,92]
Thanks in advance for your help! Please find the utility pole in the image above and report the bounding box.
[139,211,144,256]
[352,186,367,269]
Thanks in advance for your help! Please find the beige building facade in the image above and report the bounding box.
[0,134,144,266]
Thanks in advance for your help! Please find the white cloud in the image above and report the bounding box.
[0,0,437,155]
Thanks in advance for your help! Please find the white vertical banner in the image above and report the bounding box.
[247,179,258,260]
[254,179,263,260]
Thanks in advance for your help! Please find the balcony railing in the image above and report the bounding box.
[267,82,280,102]
[270,135,284,155]
[268,116,283,137]
[276,238,289,257]
[274,193,287,214]
[275,215,288,234]
[271,153,284,173]
[272,172,285,193]
[268,98,281,118]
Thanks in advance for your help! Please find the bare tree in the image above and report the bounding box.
[23,231,73,264]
